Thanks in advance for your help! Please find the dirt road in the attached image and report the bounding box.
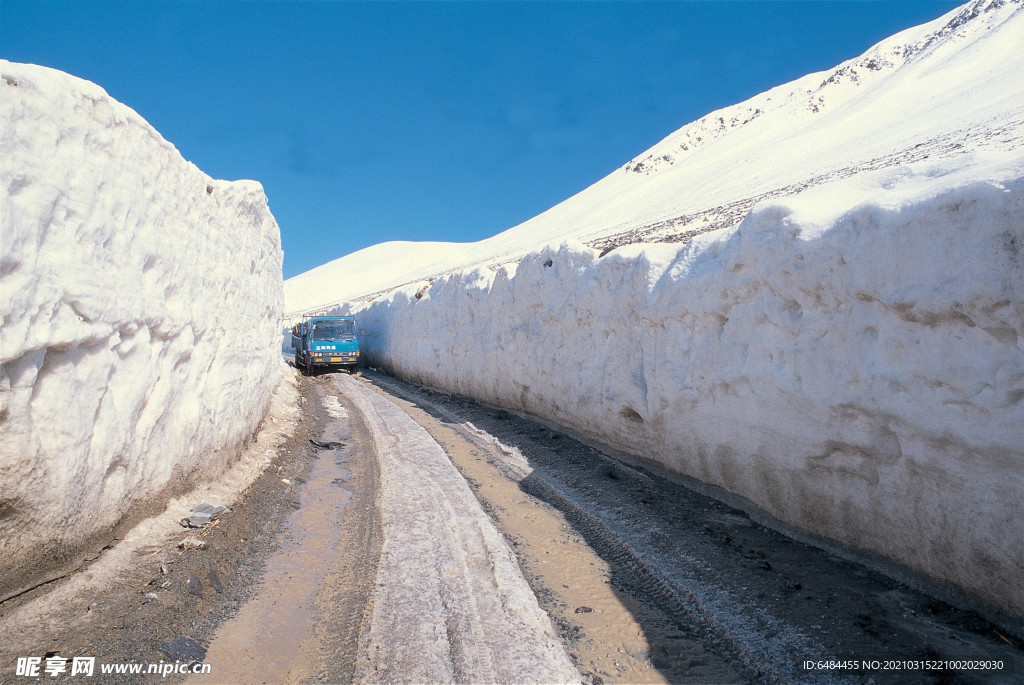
[203,369,1021,684]
[197,379,379,683]
[2,368,1021,684]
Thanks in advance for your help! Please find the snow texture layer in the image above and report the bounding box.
[353,153,1024,617]
[342,376,579,684]
[0,62,284,601]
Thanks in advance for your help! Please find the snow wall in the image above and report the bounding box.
[350,157,1024,616]
[0,62,284,601]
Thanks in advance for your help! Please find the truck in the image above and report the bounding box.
[291,315,360,375]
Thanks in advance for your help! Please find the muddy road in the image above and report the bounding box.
[2,368,1021,684]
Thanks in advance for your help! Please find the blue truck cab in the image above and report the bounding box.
[291,315,359,375]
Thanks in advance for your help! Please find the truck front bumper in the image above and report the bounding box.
[310,352,359,366]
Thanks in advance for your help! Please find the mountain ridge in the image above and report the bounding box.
[627,0,1018,176]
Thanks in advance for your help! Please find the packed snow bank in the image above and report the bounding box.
[287,0,1023,615]
[0,62,284,601]
[350,154,1024,615]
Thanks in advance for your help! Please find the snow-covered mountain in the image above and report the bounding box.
[288,0,1024,617]
[286,0,1023,315]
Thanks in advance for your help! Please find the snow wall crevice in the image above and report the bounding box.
[0,62,284,601]
[348,161,1024,617]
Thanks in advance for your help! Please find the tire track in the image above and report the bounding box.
[337,374,580,684]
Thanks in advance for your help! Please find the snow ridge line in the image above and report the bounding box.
[367,375,841,685]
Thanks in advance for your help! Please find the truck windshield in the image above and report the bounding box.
[312,321,356,340]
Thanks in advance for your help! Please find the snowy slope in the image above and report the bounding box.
[289,0,1024,616]
[286,0,1023,314]
[0,62,284,601]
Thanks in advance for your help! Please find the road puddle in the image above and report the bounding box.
[195,396,354,684]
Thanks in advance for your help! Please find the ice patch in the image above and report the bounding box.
[322,395,348,419]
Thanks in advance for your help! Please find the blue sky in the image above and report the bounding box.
[2,1,960,278]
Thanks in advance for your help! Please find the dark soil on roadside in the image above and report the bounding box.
[0,372,329,684]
